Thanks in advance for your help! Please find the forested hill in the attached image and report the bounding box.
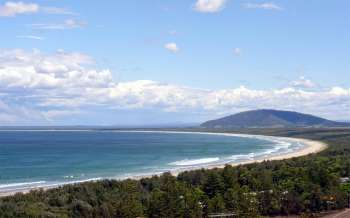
[201,109,350,128]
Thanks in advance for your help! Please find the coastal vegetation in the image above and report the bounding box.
[1,128,350,217]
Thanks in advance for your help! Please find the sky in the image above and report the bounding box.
[0,0,350,125]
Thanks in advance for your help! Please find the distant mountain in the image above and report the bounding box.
[201,109,350,128]
[337,120,350,123]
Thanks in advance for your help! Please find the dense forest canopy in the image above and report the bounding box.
[1,128,350,218]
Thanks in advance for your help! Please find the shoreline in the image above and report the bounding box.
[131,134,328,178]
[224,137,327,168]
[0,131,328,197]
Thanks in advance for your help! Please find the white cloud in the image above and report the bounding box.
[0,1,38,17]
[41,7,76,15]
[42,109,81,121]
[64,19,85,28]
[0,49,349,124]
[164,43,179,53]
[289,76,316,89]
[31,19,86,30]
[16,35,44,40]
[0,49,108,91]
[330,87,350,96]
[233,48,241,55]
[0,1,75,17]
[0,99,44,124]
[243,2,283,10]
[194,0,227,13]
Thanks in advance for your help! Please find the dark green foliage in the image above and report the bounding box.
[1,128,350,217]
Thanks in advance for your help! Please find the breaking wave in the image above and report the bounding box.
[169,157,220,166]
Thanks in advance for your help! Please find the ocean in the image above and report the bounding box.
[0,130,304,194]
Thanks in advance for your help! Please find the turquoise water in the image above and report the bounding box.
[0,130,303,193]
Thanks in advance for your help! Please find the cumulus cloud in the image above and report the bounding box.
[289,76,316,89]
[243,2,283,10]
[0,1,38,17]
[164,43,179,53]
[194,0,227,13]
[0,49,109,91]
[0,99,45,124]
[0,1,75,17]
[0,49,349,124]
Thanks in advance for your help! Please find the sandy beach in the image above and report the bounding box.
[167,134,328,176]
[246,137,327,163]
[0,132,328,197]
[114,131,328,178]
[228,137,327,167]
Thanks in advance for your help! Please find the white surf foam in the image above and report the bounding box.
[0,178,103,193]
[0,181,46,189]
[229,153,255,161]
[169,157,220,166]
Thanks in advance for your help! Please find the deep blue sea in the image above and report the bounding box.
[0,130,303,193]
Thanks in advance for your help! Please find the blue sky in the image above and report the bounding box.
[0,0,350,125]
